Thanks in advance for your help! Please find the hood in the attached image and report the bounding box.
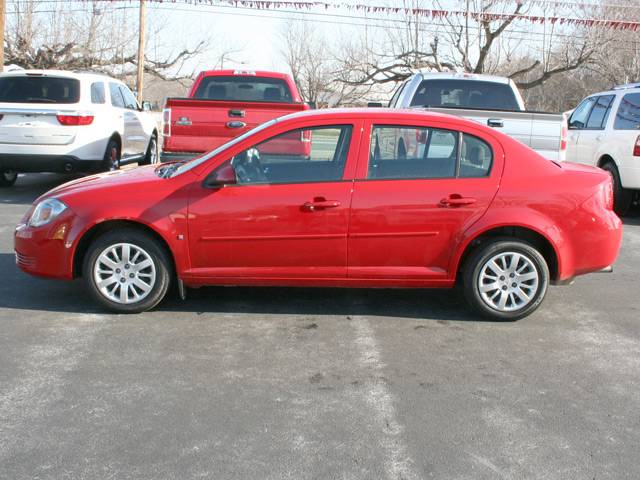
[40,165,162,202]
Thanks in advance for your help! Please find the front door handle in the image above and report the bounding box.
[439,195,477,207]
[487,118,504,128]
[302,198,341,212]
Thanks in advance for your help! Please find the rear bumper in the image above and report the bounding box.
[0,154,102,173]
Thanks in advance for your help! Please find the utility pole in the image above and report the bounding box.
[136,0,146,101]
[0,0,6,72]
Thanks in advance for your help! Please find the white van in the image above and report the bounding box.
[0,70,158,187]
[566,83,640,215]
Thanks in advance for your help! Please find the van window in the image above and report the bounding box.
[586,95,614,129]
[0,76,80,104]
[91,82,106,104]
[614,93,640,130]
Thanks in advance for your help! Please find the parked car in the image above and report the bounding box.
[15,109,621,320]
[566,83,640,215]
[162,69,310,159]
[388,72,567,161]
[0,70,159,187]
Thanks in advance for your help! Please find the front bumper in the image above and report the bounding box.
[14,219,76,280]
[0,154,103,174]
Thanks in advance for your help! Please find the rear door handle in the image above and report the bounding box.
[302,199,341,211]
[439,195,477,207]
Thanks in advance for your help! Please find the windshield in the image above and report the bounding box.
[410,79,521,111]
[0,76,80,104]
[170,118,279,177]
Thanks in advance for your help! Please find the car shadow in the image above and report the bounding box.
[0,253,489,322]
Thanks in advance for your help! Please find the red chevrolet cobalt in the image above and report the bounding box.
[15,109,622,320]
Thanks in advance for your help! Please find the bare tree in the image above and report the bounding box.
[4,0,210,82]
[335,0,602,92]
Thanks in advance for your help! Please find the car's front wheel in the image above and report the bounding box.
[82,229,172,313]
[463,239,549,321]
[0,169,18,187]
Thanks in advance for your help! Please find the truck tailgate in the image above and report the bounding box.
[163,99,308,153]
[423,107,563,160]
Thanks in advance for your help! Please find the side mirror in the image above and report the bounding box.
[367,102,383,108]
[204,163,237,188]
[141,101,152,112]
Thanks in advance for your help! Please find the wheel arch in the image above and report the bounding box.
[109,132,122,153]
[455,225,560,282]
[597,154,616,169]
[72,219,176,278]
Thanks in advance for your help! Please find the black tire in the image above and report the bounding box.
[102,138,121,172]
[601,161,632,216]
[463,239,549,321]
[140,134,159,166]
[82,228,172,313]
[0,170,18,187]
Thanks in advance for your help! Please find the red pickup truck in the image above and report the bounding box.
[162,70,310,158]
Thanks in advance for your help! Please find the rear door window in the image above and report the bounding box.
[193,76,293,103]
[409,79,520,111]
[614,93,640,130]
[109,83,125,108]
[369,126,458,179]
[0,76,80,104]
[586,95,614,129]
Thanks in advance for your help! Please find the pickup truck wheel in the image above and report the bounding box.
[601,162,632,216]
[140,135,159,166]
[103,139,121,171]
[82,229,171,313]
[0,170,17,187]
[463,239,549,321]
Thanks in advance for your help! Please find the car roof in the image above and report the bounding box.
[278,107,484,128]
[198,69,291,80]
[415,71,513,85]
[0,69,117,82]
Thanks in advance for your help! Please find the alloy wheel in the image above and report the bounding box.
[477,251,539,312]
[93,243,157,304]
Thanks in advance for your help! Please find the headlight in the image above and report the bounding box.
[29,198,68,227]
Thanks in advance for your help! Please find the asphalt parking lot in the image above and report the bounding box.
[1,173,639,480]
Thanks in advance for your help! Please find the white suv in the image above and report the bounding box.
[0,70,159,187]
[566,83,640,215]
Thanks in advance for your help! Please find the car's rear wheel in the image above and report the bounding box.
[82,229,172,313]
[0,169,18,187]
[601,161,632,216]
[103,139,121,172]
[140,134,159,166]
[463,239,549,321]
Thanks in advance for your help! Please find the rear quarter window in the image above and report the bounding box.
[614,93,640,130]
[0,76,80,104]
[193,76,293,103]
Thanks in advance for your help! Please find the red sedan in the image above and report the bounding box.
[14,109,622,320]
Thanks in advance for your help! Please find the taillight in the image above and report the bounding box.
[560,114,568,159]
[603,178,614,210]
[162,108,171,137]
[633,135,640,157]
[56,114,94,126]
